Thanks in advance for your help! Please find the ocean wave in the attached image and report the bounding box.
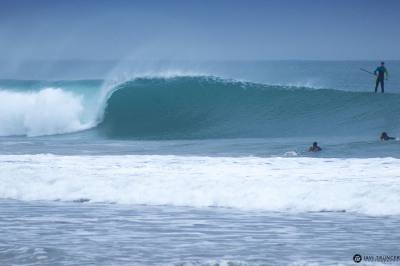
[0,75,399,138]
[98,76,400,139]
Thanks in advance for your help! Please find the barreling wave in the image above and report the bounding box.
[0,75,399,138]
[98,76,400,139]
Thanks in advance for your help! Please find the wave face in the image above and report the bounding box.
[99,76,400,139]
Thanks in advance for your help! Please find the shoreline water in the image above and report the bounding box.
[1,199,399,266]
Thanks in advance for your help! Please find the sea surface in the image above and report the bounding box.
[1,60,400,265]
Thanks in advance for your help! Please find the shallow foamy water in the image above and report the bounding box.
[1,200,399,266]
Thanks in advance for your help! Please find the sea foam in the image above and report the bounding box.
[0,154,399,216]
[0,88,92,136]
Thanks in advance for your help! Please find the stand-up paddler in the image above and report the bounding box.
[374,61,389,93]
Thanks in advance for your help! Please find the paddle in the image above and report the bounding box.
[359,68,376,76]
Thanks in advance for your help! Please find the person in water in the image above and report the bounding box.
[380,132,395,141]
[374,62,389,93]
[309,142,322,152]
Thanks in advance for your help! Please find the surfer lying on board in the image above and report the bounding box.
[380,132,395,141]
[374,62,389,93]
[309,142,322,152]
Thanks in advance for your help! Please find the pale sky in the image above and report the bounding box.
[0,0,399,60]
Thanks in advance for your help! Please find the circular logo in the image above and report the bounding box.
[353,254,362,263]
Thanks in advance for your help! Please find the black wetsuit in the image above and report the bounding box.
[374,66,387,93]
[309,145,321,152]
[381,135,395,141]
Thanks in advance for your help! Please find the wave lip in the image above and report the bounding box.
[1,154,399,216]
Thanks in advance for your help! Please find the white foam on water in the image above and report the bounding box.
[284,151,299,157]
[0,154,399,216]
[0,88,93,136]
